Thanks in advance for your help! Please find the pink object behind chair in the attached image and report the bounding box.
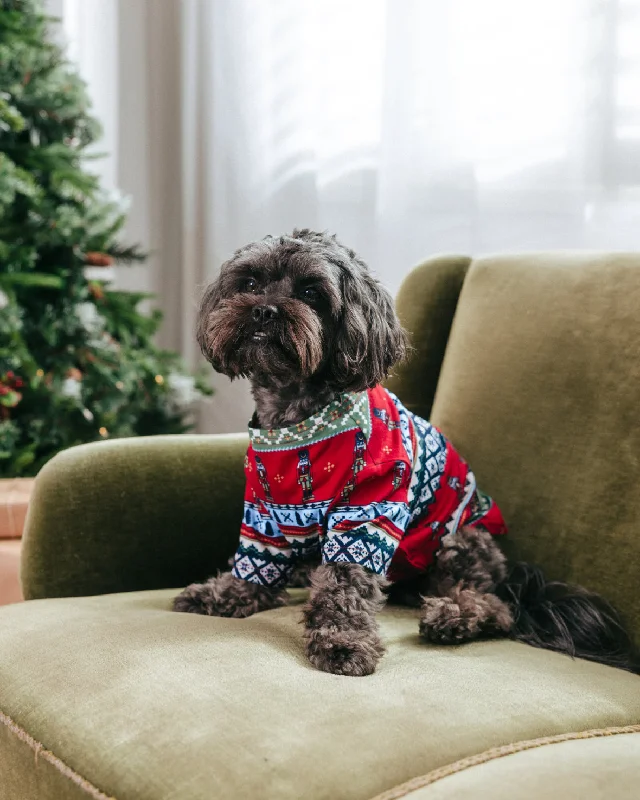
[0,478,33,605]
[0,540,23,605]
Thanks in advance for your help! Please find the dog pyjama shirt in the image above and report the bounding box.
[231,384,507,588]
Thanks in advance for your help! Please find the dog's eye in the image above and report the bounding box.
[244,278,259,293]
[300,287,319,303]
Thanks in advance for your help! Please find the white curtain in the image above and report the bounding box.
[51,0,640,433]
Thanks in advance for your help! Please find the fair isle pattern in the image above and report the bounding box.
[233,543,294,586]
[243,502,284,539]
[322,526,398,574]
[249,390,371,451]
[234,500,408,584]
[253,499,332,530]
[387,391,414,465]
[235,500,330,583]
[467,488,493,525]
[445,470,477,534]
[412,471,478,549]
[407,412,447,522]
[328,501,411,534]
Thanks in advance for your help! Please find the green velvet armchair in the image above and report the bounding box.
[1,253,640,800]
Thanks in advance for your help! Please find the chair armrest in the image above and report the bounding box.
[21,433,248,600]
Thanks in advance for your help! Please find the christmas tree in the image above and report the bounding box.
[0,0,211,477]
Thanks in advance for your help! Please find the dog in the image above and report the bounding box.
[174,229,634,677]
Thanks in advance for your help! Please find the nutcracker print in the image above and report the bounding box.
[340,476,356,503]
[255,455,273,501]
[340,430,367,503]
[392,460,407,490]
[373,407,400,430]
[297,449,314,502]
[353,430,367,474]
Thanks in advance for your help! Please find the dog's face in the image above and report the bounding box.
[196,229,407,392]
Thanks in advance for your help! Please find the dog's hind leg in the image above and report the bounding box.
[302,563,386,676]
[418,526,513,644]
[419,586,513,643]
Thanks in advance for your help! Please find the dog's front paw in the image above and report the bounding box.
[173,582,212,615]
[172,572,288,618]
[305,627,385,676]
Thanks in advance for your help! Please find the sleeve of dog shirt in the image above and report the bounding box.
[322,452,412,578]
[229,453,296,588]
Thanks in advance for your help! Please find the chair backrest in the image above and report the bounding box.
[390,253,640,644]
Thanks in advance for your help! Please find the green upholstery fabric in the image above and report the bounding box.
[21,433,248,599]
[385,255,471,418]
[0,720,90,800]
[396,733,640,800]
[1,589,639,800]
[429,253,640,645]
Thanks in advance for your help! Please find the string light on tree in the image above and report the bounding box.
[61,377,82,400]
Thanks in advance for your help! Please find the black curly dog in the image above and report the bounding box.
[174,229,634,676]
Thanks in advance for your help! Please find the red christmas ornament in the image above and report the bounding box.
[0,372,23,417]
[0,372,24,391]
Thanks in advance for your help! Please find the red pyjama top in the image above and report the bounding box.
[231,385,507,587]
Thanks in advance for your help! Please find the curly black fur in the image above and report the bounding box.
[302,564,387,676]
[195,229,408,428]
[497,563,636,673]
[173,572,288,618]
[419,527,514,644]
[174,228,636,677]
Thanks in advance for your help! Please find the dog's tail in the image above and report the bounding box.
[497,562,637,673]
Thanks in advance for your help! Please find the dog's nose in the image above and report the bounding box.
[251,305,279,324]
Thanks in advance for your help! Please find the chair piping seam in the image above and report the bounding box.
[0,708,116,800]
[3,705,639,800]
[368,723,640,800]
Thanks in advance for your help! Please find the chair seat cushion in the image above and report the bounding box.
[1,589,639,800]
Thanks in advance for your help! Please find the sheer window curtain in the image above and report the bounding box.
[50,0,640,434]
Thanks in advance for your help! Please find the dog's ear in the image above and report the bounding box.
[195,276,223,367]
[329,266,408,392]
